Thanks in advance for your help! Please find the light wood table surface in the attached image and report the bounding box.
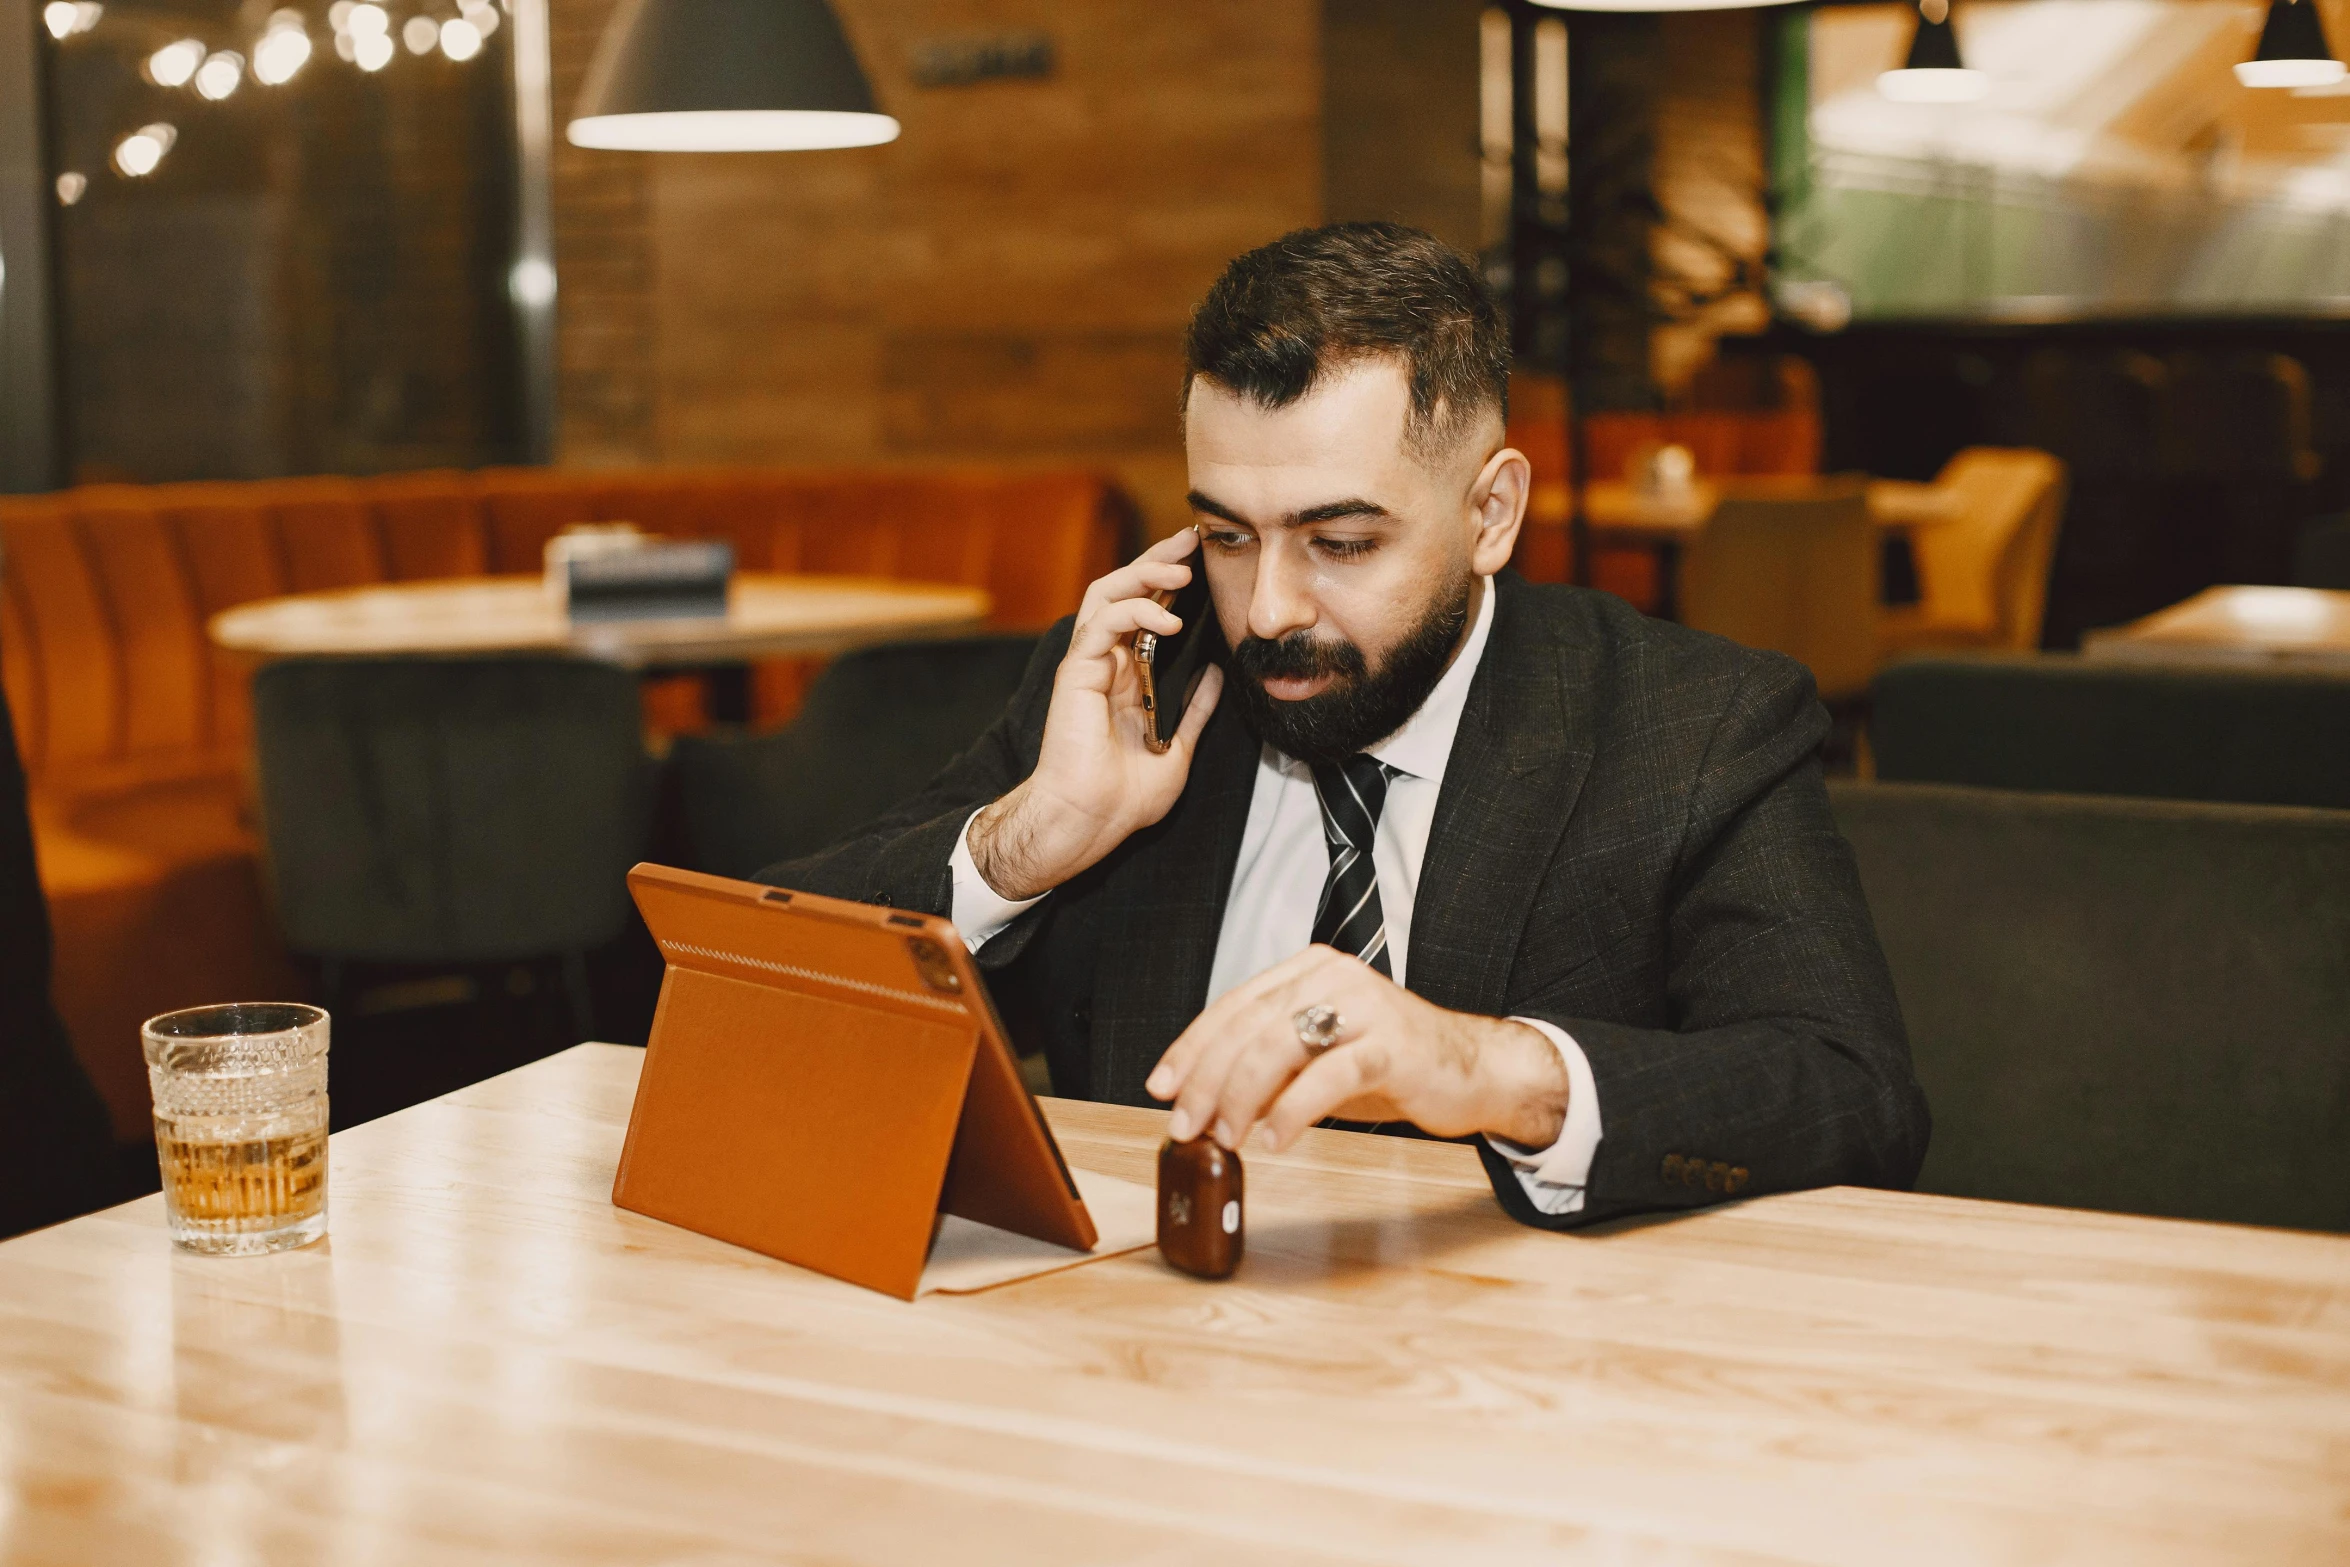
[2083,584,2350,672]
[208,574,992,669]
[6,1043,2348,1565]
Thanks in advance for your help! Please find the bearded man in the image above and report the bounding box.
[765,222,1928,1228]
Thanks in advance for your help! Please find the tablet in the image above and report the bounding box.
[614,864,1097,1299]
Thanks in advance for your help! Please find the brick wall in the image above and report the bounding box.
[547,0,657,467]
[1650,10,1771,397]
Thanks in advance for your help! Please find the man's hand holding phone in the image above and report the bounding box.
[967,529,1224,902]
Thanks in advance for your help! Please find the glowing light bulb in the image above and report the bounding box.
[327,0,354,29]
[252,18,310,84]
[402,15,437,53]
[354,29,393,70]
[45,2,100,38]
[113,122,176,178]
[346,3,388,37]
[147,38,204,88]
[194,49,242,100]
[459,0,497,37]
[55,171,87,206]
[438,17,481,60]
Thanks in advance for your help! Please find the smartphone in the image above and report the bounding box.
[1133,530,1223,753]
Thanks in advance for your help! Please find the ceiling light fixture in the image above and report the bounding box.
[568,0,898,152]
[112,122,176,177]
[439,16,483,60]
[1528,0,1804,9]
[146,38,204,88]
[1879,0,1988,104]
[252,12,311,83]
[2237,0,2346,89]
[42,2,101,39]
[194,49,243,100]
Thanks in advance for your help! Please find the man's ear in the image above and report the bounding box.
[1466,445,1532,576]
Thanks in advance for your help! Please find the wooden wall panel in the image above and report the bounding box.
[546,0,1322,536]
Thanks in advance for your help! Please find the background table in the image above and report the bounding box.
[1533,477,1960,543]
[2083,584,2350,671]
[5,1044,2346,1564]
[210,573,993,668]
[210,573,993,724]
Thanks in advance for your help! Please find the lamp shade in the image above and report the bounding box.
[567,0,900,152]
[2235,0,2347,89]
[1528,2,1804,10]
[1879,1,1988,104]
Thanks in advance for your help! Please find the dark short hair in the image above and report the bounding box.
[1183,222,1510,462]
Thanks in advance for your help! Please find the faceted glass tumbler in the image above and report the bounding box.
[143,1003,330,1256]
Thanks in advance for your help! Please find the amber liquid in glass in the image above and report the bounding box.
[156,1120,328,1249]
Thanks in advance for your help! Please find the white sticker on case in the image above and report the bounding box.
[1220,1200,1239,1234]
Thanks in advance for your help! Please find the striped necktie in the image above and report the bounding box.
[1309,754,1397,974]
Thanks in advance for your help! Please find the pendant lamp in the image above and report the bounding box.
[1528,1,1803,10]
[1878,0,1988,104]
[2235,0,2346,89]
[568,0,899,152]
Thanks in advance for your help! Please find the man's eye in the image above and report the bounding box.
[1203,529,1254,551]
[1315,536,1376,560]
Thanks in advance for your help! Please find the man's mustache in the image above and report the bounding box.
[1230,632,1368,688]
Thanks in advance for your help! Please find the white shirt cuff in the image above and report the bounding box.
[948,808,1047,953]
[1483,1018,1602,1217]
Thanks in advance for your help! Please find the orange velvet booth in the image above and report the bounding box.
[0,466,1132,1140]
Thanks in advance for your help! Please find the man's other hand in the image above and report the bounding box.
[967,530,1224,902]
[1143,946,1570,1154]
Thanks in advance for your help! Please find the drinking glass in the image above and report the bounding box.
[143,1003,330,1255]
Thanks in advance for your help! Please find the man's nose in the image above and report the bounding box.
[1246,546,1317,643]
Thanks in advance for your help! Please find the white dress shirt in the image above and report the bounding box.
[948,576,1602,1215]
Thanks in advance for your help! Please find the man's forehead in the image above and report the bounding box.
[1184,360,1423,521]
[1184,358,1416,465]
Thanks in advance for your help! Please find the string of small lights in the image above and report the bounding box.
[41,0,508,201]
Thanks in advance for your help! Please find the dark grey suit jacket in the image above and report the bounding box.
[764,571,1929,1229]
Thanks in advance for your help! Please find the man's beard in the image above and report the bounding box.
[1226,576,1473,767]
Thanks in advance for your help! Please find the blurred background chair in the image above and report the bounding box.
[1678,478,1876,701]
[1833,780,2350,1232]
[2294,514,2350,590]
[1879,448,2066,657]
[673,635,1041,881]
[1871,654,2350,810]
[252,657,655,1036]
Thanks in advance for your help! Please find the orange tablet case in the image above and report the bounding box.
[614,864,1098,1299]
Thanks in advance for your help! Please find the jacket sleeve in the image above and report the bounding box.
[1477,655,1931,1229]
[756,619,1073,968]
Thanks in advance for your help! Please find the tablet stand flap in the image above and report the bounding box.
[614,907,981,1301]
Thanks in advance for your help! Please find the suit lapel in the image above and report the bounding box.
[1087,698,1259,1102]
[1409,573,1598,1016]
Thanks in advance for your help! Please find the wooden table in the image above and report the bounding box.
[2083,584,2350,671]
[209,574,993,668]
[1531,477,1959,543]
[6,1044,2347,1563]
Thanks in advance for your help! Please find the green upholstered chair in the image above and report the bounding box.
[1831,780,2350,1231]
[672,634,1042,880]
[252,657,656,1032]
[2295,514,2350,590]
[1871,654,2350,811]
